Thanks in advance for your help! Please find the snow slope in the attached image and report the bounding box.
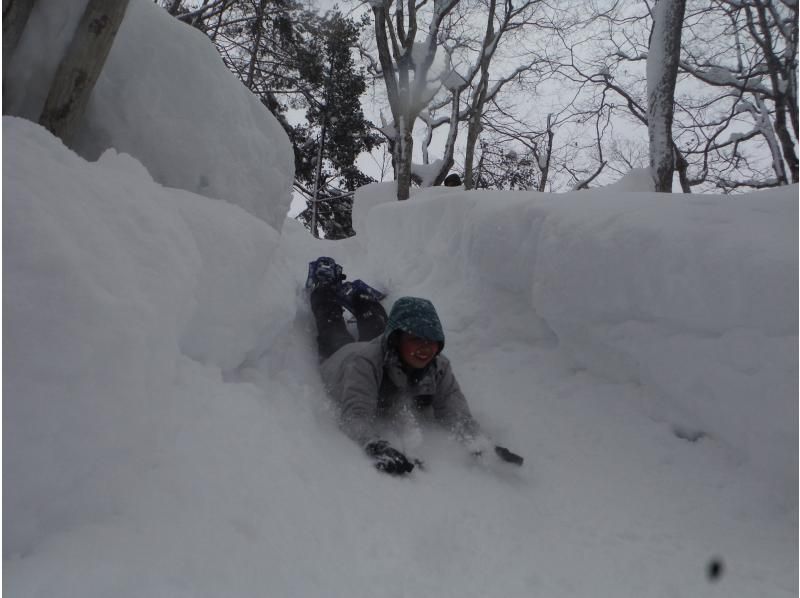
[4,116,797,597]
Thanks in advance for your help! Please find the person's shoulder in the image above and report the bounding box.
[336,339,385,369]
[433,353,454,377]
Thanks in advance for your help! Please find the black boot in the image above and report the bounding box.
[351,295,388,342]
[310,286,355,360]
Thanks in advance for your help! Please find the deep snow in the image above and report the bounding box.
[4,116,797,597]
[4,0,797,596]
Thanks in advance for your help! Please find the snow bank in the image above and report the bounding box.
[4,0,293,230]
[3,117,294,554]
[356,183,798,495]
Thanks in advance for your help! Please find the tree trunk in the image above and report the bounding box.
[396,118,413,200]
[463,0,496,190]
[674,142,691,192]
[372,6,400,125]
[646,0,686,192]
[430,88,461,186]
[463,103,483,189]
[245,0,267,90]
[311,120,327,238]
[371,0,458,200]
[538,116,554,192]
[748,2,798,183]
[3,0,36,88]
[38,0,130,144]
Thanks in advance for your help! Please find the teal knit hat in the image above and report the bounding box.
[384,296,445,349]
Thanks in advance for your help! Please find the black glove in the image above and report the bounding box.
[494,445,524,466]
[364,440,415,475]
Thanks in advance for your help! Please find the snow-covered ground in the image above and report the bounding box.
[5,115,797,597]
[4,1,797,596]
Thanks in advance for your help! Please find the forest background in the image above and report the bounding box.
[148,0,794,236]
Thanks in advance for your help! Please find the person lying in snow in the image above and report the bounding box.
[306,256,523,475]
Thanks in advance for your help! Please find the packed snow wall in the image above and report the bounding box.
[4,0,293,230]
[4,117,295,554]
[358,183,798,497]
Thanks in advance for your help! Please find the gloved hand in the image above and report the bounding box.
[494,445,524,466]
[364,440,415,475]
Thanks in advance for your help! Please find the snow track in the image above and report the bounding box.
[234,215,797,597]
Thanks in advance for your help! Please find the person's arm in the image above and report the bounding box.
[431,355,482,442]
[432,356,524,466]
[337,356,415,474]
[336,356,381,446]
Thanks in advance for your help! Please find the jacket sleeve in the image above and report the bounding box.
[336,355,382,447]
[431,356,481,442]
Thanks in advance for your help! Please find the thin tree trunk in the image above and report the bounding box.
[431,88,461,186]
[396,118,413,200]
[462,94,484,189]
[749,2,798,183]
[39,0,130,144]
[674,142,691,192]
[538,115,554,192]
[646,0,686,192]
[311,120,327,238]
[463,0,496,190]
[245,0,267,90]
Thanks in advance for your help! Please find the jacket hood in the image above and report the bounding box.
[383,296,445,351]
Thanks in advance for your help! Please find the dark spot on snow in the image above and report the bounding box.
[706,557,724,582]
[672,425,706,443]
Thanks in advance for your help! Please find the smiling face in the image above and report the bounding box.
[397,332,440,369]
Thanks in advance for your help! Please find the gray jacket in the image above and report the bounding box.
[319,335,480,447]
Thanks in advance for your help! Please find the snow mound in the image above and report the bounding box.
[4,0,294,229]
[3,117,295,554]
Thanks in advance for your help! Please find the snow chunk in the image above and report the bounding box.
[697,65,738,85]
[601,168,656,192]
[442,69,467,90]
[412,159,445,187]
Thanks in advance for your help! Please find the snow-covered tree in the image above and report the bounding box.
[158,1,381,228]
[471,142,540,190]
[369,0,460,200]
[556,0,798,192]
[679,0,798,187]
[414,0,556,189]
[38,0,131,144]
